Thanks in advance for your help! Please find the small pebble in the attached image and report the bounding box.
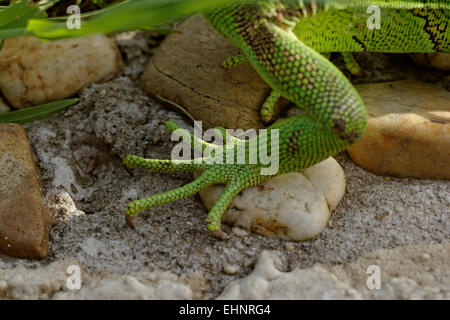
[232,226,248,237]
[377,212,389,221]
[419,253,431,262]
[284,243,295,251]
[223,264,239,275]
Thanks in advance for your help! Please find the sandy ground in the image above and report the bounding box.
[0,32,448,299]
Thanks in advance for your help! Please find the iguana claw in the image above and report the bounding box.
[211,229,230,240]
[125,214,135,229]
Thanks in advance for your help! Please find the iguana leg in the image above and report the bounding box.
[260,90,281,123]
[341,52,365,76]
[222,51,363,124]
[222,54,247,68]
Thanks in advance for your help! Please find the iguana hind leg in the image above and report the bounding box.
[222,51,363,125]
[125,5,368,239]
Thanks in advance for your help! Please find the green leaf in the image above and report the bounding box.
[26,0,249,39]
[0,0,45,28]
[38,0,63,12]
[0,27,27,39]
[0,98,79,124]
[0,0,46,40]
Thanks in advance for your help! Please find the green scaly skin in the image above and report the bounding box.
[123,0,450,239]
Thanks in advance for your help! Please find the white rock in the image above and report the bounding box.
[55,273,194,300]
[331,241,450,300]
[223,264,239,276]
[231,226,248,237]
[303,157,345,211]
[198,157,346,241]
[45,190,85,223]
[217,251,361,300]
[383,277,441,300]
[0,258,76,299]
[218,243,450,300]
[0,34,122,108]
[0,257,198,300]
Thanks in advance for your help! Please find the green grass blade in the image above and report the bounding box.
[0,0,46,42]
[0,27,27,39]
[0,98,79,124]
[26,0,251,39]
[38,0,63,12]
[0,0,45,29]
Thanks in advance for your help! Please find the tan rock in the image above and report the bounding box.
[0,34,123,108]
[348,80,450,179]
[141,14,289,130]
[410,53,450,71]
[0,124,51,259]
[197,158,345,241]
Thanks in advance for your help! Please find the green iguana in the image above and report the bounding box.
[123,0,450,239]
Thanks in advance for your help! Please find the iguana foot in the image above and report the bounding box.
[123,121,265,239]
